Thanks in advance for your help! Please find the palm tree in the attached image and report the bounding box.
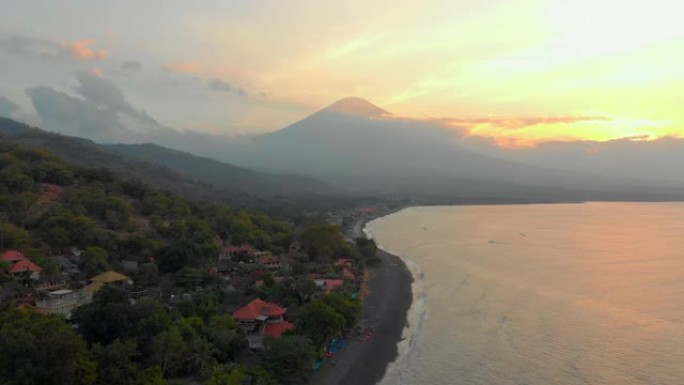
[185,337,219,375]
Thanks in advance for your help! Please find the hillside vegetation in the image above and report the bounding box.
[1,117,384,218]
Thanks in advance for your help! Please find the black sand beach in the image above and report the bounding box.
[309,218,413,385]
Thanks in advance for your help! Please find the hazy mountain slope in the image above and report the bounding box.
[213,98,684,201]
[106,143,332,196]
[459,135,684,184]
[0,117,347,214]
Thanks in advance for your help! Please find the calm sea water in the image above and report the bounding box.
[366,203,684,385]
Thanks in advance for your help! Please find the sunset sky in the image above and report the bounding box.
[1,0,683,146]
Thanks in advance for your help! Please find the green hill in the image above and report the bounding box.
[0,118,371,217]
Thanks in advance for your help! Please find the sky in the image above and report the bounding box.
[1,0,683,146]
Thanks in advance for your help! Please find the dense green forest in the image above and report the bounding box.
[0,139,375,384]
[0,139,293,271]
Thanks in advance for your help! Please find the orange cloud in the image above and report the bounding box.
[445,116,611,131]
[162,62,203,74]
[437,115,672,148]
[61,39,109,60]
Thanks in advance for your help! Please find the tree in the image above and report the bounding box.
[295,301,345,350]
[137,366,168,385]
[0,309,97,385]
[72,286,133,345]
[299,224,352,262]
[356,237,380,266]
[90,339,140,385]
[150,327,187,377]
[175,290,221,322]
[321,292,361,329]
[129,298,172,357]
[204,366,276,385]
[184,336,218,376]
[263,336,316,385]
[207,316,244,363]
[82,246,110,277]
[0,222,29,248]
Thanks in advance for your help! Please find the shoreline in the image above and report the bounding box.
[309,212,414,385]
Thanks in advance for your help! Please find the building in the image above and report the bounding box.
[314,279,345,294]
[35,289,79,318]
[257,255,281,271]
[1,250,43,280]
[233,298,294,348]
[0,281,33,305]
[220,244,255,260]
[341,267,356,281]
[81,270,132,302]
[35,274,69,292]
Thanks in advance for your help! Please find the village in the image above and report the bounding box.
[0,205,383,377]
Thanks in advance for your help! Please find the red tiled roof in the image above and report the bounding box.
[323,279,344,292]
[233,298,287,320]
[342,267,356,281]
[335,259,353,268]
[1,250,25,262]
[9,259,43,273]
[258,255,280,265]
[264,320,294,337]
[223,244,255,254]
[224,245,240,253]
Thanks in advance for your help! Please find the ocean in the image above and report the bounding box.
[365,203,684,385]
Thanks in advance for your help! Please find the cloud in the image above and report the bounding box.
[25,86,122,139]
[121,60,142,71]
[162,62,203,74]
[24,71,164,142]
[444,116,611,131]
[0,95,20,117]
[208,79,247,96]
[436,115,674,149]
[62,39,108,60]
[0,35,108,61]
[72,70,157,124]
[163,62,249,96]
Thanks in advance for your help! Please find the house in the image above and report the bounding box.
[81,270,132,301]
[341,268,356,281]
[278,255,294,274]
[1,250,25,264]
[1,250,42,280]
[252,276,285,289]
[35,289,79,318]
[335,259,354,269]
[0,281,33,304]
[257,255,280,271]
[233,298,294,348]
[220,244,255,260]
[90,270,132,285]
[314,279,345,294]
[35,274,69,292]
[51,255,80,275]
